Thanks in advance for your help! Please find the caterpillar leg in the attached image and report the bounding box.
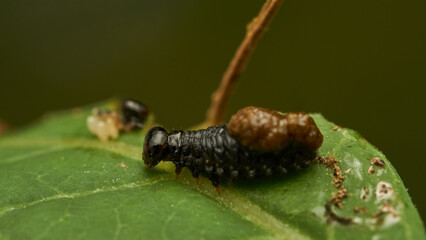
[174,166,182,180]
[208,174,221,194]
[191,168,200,184]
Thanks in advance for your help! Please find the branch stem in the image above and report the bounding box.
[205,0,284,126]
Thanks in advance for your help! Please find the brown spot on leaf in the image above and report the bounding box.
[370,157,385,167]
[354,206,368,214]
[317,156,353,224]
[375,217,384,224]
[361,187,369,200]
[330,186,348,208]
[376,181,393,200]
[368,166,375,175]
[372,202,399,226]
[325,203,353,225]
[317,156,345,188]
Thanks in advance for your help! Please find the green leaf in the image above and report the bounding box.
[0,100,424,240]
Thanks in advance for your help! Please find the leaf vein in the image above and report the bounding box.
[0,175,167,217]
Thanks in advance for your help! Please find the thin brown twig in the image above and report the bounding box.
[205,0,284,126]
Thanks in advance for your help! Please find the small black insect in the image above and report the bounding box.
[142,106,323,193]
[121,98,150,130]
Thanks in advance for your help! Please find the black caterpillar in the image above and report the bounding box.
[142,106,323,192]
[121,98,149,130]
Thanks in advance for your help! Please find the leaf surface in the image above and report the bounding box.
[0,100,424,240]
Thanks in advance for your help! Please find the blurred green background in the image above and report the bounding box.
[0,0,425,222]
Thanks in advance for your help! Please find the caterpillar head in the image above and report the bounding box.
[143,126,169,168]
[121,98,149,129]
